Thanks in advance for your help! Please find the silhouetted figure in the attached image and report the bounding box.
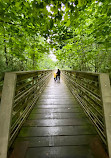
[56,69,61,81]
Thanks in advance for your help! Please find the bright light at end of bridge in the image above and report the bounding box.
[49,53,57,62]
[49,49,57,62]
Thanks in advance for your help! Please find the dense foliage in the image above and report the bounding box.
[53,0,111,74]
[0,0,111,81]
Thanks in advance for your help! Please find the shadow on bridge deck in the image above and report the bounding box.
[9,77,108,158]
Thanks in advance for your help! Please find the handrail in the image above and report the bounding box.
[61,70,111,158]
[0,70,52,158]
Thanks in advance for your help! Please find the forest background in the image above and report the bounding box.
[0,0,111,86]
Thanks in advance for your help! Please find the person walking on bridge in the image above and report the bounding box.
[56,69,61,82]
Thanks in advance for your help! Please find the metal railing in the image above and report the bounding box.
[61,70,111,158]
[0,70,52,158]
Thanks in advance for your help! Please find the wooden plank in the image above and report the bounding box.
[23,118,90,127]
[15,135,97,147]
[28,112,86,119]
[18,125,97,137]
[0,73,17,158]
[9,141,28,158]
[99,73,111,158]
[23,146,97,158]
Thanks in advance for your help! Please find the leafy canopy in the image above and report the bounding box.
[0,0,111,77]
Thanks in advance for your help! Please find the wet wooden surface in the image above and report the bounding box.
[10,77,107,158]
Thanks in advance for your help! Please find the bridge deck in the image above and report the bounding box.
[10,77,105,158]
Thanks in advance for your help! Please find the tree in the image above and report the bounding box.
[0,0,111,79]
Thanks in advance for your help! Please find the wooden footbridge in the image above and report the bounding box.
[0,70,111,158]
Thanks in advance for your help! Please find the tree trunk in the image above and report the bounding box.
[4,38,8,66]
[33,52,35,70]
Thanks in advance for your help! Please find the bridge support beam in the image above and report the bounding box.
[0,73,17,158]
[99,74,111,158]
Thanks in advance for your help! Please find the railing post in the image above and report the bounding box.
[0,73,17,158]
[99,73,111,158]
